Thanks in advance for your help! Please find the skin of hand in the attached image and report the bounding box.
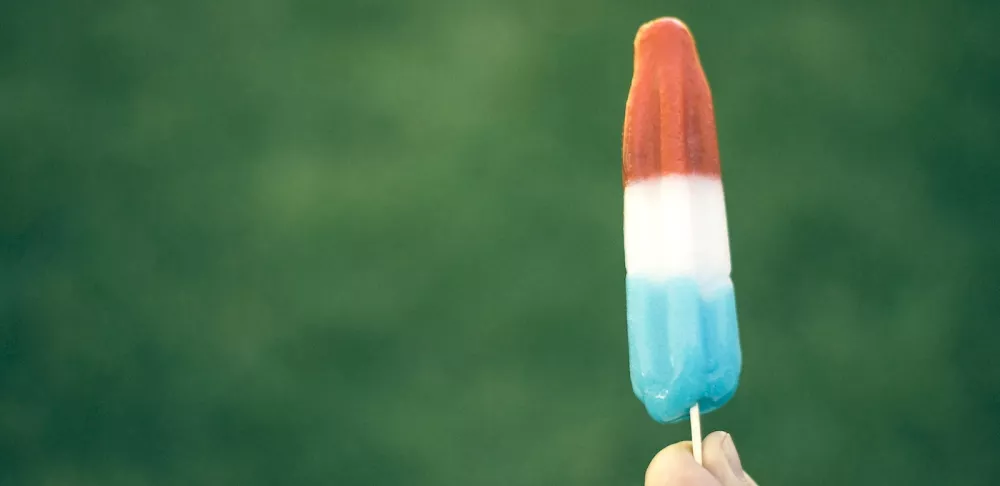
[645,431,758,486]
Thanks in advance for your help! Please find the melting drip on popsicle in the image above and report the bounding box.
[622,18,742,425]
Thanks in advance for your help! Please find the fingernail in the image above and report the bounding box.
[722,434,745,479]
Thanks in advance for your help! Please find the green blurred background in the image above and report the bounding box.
[3,0,999,484]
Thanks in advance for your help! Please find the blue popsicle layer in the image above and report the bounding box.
[626,276,741,423]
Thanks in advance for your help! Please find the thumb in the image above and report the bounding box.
[702,431,757,485]
[645,441,721,486]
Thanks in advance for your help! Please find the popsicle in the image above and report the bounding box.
[622,17,741,447]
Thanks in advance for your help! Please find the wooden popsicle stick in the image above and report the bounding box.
[690,403,703,465]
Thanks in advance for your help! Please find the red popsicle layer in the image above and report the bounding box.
[622,18,721,186]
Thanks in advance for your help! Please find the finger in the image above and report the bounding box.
[645,441,722,486]
[702,431,751,485]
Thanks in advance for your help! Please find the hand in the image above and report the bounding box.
[645,431,758,485]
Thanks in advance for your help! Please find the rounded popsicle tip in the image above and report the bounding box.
[633,18,698,68]
[634,17,693,50]
[632,17,698,80]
